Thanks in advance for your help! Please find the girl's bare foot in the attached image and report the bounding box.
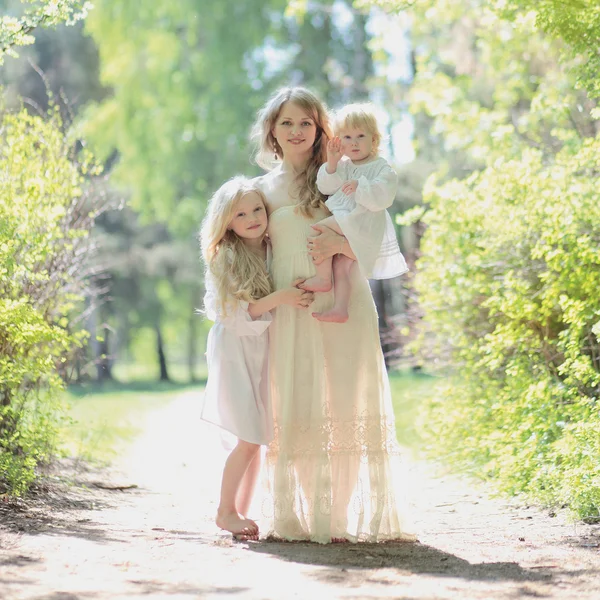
[312,309,348,323]
[216,510,259,540]
[300,275,332,293]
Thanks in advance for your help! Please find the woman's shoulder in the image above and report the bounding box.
[250,173,266,190]
[251,164,283,189]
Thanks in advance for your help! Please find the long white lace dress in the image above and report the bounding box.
[255,165,416,543]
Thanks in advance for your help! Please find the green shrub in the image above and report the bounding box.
[416,138,600,519]
[0,108,98,495]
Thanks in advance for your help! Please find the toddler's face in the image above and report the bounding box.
[228,192,268,240]
[339,127,374,163]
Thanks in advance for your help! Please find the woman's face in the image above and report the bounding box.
[271,102,317,161]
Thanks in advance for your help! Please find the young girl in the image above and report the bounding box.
[199,176,313,540]
[301,103,408,323]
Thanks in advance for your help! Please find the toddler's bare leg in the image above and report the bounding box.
[216,440,260,539]
[312,254,353,323]
[302,216,343,292]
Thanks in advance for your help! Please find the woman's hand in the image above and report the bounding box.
[307,225,346,264]
[341,179,358,195]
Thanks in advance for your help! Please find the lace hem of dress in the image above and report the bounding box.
[266,414,401,458]
[260,436,418,543]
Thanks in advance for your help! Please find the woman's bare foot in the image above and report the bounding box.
[300,275,332,293]
[232,531,259,542]
[312,309,348,323]
[216,510,259,540]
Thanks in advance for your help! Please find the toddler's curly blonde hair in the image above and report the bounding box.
[332,103,382,155]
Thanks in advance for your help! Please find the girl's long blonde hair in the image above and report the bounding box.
[200,176,272,315]
[251,87,333,218]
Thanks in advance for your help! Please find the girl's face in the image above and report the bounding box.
[228,192,268,241]
[339,127,375,163]
[271,102,317,160]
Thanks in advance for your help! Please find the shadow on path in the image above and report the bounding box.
[246,539,557,584]
[28,584,250,600]
[0,474,124,544]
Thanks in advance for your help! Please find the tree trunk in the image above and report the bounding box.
[97,325,113,382]
[155,321,170,382]
[91,300,113,383]
[87,297,101,382]
[370,279,395,370]
[351,12,369,99]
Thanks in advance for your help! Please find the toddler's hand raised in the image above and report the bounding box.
[326,137,343,168]
[342,179,358,195]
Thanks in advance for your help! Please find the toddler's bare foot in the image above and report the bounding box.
[312,309,348,323]
[301,275,332,293]
[216,510,259,540]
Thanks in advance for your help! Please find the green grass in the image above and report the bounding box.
[61,365,436,464]
[109,361,208,385]
[389,369,439,452]
[62,380,204,463]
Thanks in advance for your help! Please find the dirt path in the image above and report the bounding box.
[1,390,600,600]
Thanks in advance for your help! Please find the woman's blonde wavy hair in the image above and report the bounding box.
[251,87,333,218]
[200,176,272,316]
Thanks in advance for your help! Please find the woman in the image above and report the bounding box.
[252,87,415,543]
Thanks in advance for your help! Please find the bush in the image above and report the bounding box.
[416,138,600,519]
[0,107,99,495]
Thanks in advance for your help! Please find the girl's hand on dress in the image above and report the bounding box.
[308,225,345,263]
[279,284,314,308]
[326,137,343,171]
[341,179,358,195]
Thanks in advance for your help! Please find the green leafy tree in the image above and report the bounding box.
[81,1,292,380]
[415,139,600,518]
[0,16,108,114]
[360,0,600,515]
[358,0,600,100]
[83,0,286,232]
[82,0,388,378]
[0,106,101,494]
[0,0,90,62]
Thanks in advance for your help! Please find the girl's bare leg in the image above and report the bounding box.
[312,254,353,323]
[301,216,344,292]
[216,439,260,539]
[236,451,261,518]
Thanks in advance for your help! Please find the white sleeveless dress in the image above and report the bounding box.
[255,165,416,543]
